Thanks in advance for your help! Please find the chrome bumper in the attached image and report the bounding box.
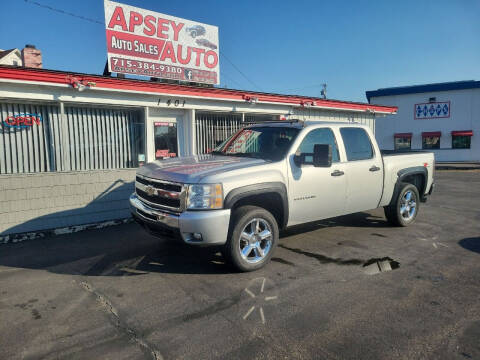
[130,193,179,228]
[130,193,231,245]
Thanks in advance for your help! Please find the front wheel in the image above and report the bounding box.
[384,183,420,227]
[224,206,278,272]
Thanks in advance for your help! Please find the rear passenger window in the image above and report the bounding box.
[340,128,374,161]
[298,128,340,163]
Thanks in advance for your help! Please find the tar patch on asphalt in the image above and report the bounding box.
[279,244,400,275]
[278,244,363,265]
[363,257,400,275]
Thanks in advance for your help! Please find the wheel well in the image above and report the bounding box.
[401,173,425,195]
[231,193,285,229]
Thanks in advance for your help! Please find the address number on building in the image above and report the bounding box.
[157,98,186,107]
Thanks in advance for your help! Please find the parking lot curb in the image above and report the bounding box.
[436,163,480,171]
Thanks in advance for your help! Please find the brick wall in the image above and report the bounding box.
[21,47,42,68]
[0,169,136,235]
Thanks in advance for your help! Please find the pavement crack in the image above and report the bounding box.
[279,244,364,265]
[78,281,163,360]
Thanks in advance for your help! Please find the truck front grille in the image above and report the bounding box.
[135,175,184,212]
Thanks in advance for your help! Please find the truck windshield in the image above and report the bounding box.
[212,126,300,161]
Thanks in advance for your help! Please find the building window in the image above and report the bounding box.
[0,102,145,174]
[422,132,441,149]
[451,131,473,149]
[298,128,340,163]
[195,112,243,154]
[394,133,412,150]
[63,106,144,171]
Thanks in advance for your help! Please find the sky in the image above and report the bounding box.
[1,0,479,102]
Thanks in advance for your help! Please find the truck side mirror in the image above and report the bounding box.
[313,144,332,167]
[293,152,303,167]
[293,144,332,167]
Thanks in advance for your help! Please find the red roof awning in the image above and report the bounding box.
[394,133,412,138]
[0,65,398,115]
[451,130,473,136]
[422,131,442,137]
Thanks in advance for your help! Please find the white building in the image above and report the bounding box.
[0,49,22,67]
[0,65,396,239]
[0,45,43,68]
[367,81,479,162]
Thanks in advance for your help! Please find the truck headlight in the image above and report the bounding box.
[186,184,223,209]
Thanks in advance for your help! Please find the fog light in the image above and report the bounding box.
[193,233,202,241]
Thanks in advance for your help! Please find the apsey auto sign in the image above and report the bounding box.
[104,0,220,84]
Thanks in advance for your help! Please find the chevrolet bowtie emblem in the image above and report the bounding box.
[145,185,156,196]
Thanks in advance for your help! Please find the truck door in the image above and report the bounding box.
[288,127,347,225]
[339,127,383,213]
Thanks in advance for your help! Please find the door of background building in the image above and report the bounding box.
[147,109,185,162]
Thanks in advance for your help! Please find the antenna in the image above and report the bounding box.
[320,83,327,99]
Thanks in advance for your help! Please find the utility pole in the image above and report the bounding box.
[321,83,327,99]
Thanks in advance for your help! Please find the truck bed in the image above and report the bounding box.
[378,150,435,207]
[381,149,432,156]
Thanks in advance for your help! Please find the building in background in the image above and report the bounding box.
[0,65,396,238]
[367,81,479,162]
[0,44,42,68]
[0,49,22,67]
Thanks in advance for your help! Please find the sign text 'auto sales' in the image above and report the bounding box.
[104,0,220,84]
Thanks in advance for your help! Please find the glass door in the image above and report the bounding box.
[154,122,178,160]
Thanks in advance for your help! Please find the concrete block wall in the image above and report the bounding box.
[0,169,136,235]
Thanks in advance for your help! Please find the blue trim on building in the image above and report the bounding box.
[366,80,480,102]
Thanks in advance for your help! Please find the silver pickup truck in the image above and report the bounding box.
[130,121,435,271]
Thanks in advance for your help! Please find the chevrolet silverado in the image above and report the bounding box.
[130,121,435,271]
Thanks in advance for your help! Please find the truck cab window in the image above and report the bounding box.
[298,128,340,163]
[340,127,373,161]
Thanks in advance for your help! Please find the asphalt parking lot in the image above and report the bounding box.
[1,170,479,360]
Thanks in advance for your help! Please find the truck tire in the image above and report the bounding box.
[224,205,278,272]
[384,183,420,227]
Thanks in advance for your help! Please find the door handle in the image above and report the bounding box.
[331,170,345,177]
[369,165,381,172]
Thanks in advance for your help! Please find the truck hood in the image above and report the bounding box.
[137,155,267,183]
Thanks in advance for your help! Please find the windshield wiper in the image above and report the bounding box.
[211,151,271,160]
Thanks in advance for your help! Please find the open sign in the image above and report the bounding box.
[3,114,42,128]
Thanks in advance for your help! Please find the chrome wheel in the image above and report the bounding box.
[238,218,273,264]
[400,190,417,221]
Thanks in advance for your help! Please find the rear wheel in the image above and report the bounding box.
[224,206,278,272]
[384,183,420,227]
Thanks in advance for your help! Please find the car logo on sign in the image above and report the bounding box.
[145,185,155,196]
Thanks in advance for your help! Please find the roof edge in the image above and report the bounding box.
[366,80,480,101]
[0,65,397,114]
